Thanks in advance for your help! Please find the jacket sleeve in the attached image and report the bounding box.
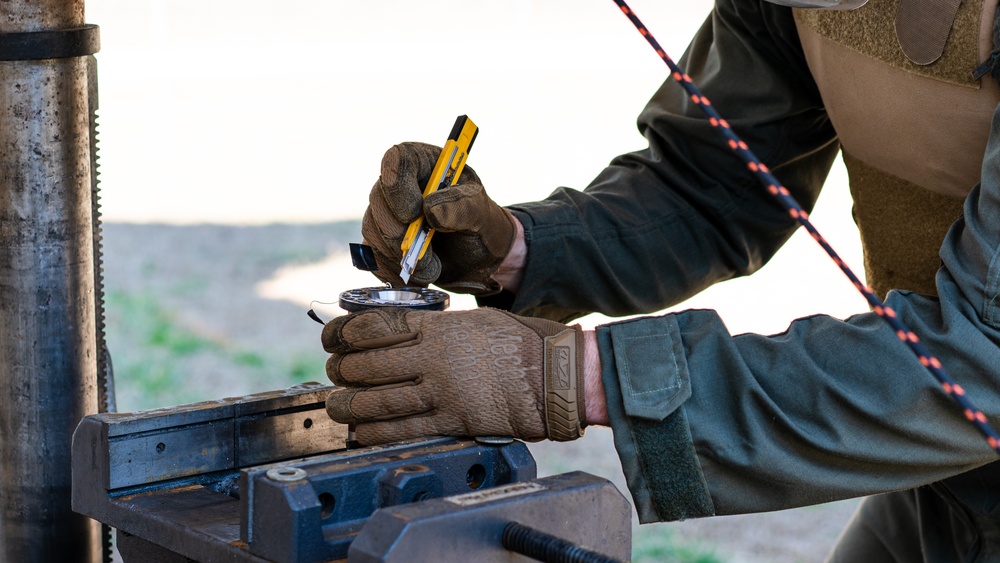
[485,0,839,322]
[600,99,1000,524]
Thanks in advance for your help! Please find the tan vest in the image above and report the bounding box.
[794,0,1000,298]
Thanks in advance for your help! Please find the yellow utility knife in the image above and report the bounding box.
[399,115,479,284]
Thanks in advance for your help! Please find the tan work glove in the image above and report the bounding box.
[323,307,585,445]
[363,142,518,294]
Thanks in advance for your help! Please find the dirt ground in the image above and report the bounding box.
[101,221,860,562]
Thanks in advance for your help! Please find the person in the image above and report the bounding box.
[322,0,1000,560]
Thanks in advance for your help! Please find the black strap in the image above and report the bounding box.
[0,24,100,61]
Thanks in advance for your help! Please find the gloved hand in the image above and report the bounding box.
[323,307,585,445]
[363,142,518,294]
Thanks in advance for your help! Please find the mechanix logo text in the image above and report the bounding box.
[442,319,536,394]
[553,345,571,390]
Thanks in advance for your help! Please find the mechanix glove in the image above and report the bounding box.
[362,142,518,295]
[322,307,586,446]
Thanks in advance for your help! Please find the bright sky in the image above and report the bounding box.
[86,0,869,333]
[87,0,720,223]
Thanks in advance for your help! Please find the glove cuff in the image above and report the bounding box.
[543,327,586,441]
[436,206,518,296]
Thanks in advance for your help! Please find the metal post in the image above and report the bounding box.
[0,1,100,560]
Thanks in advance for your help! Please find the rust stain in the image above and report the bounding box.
[119,483,203,502]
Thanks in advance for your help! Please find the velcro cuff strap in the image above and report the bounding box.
[543,329,583,441]
[611,316,691,421]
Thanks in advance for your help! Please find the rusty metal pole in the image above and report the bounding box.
[0,1,100,561]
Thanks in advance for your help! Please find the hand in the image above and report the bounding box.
[362,142,518,294]
[322,307,586,445]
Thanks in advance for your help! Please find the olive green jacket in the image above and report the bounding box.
[484,0,1000,534]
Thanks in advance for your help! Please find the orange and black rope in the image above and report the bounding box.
[612,0,1000,453]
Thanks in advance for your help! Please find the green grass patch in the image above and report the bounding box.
[106,290,328,411]
[235,351,267,368]
[110,291,218,354]
[288,354,325,383]
[633,525,723,563]
[147,319,213,355]
[167,277,212,297]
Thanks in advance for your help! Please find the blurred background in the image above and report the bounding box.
[88,0,865,560]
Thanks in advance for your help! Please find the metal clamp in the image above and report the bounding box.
[0,24,100,61]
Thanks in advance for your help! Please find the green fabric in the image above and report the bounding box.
[597,321,715,523]
[607,315,691,421]
[794,0,983,88]
[631,411,716,522]
[827,475,1000,562]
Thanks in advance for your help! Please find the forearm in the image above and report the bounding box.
[583,330,609,426]
[490,212,526,294]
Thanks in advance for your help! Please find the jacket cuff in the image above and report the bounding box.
[487,206,590,323]
[597,315,715,523]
